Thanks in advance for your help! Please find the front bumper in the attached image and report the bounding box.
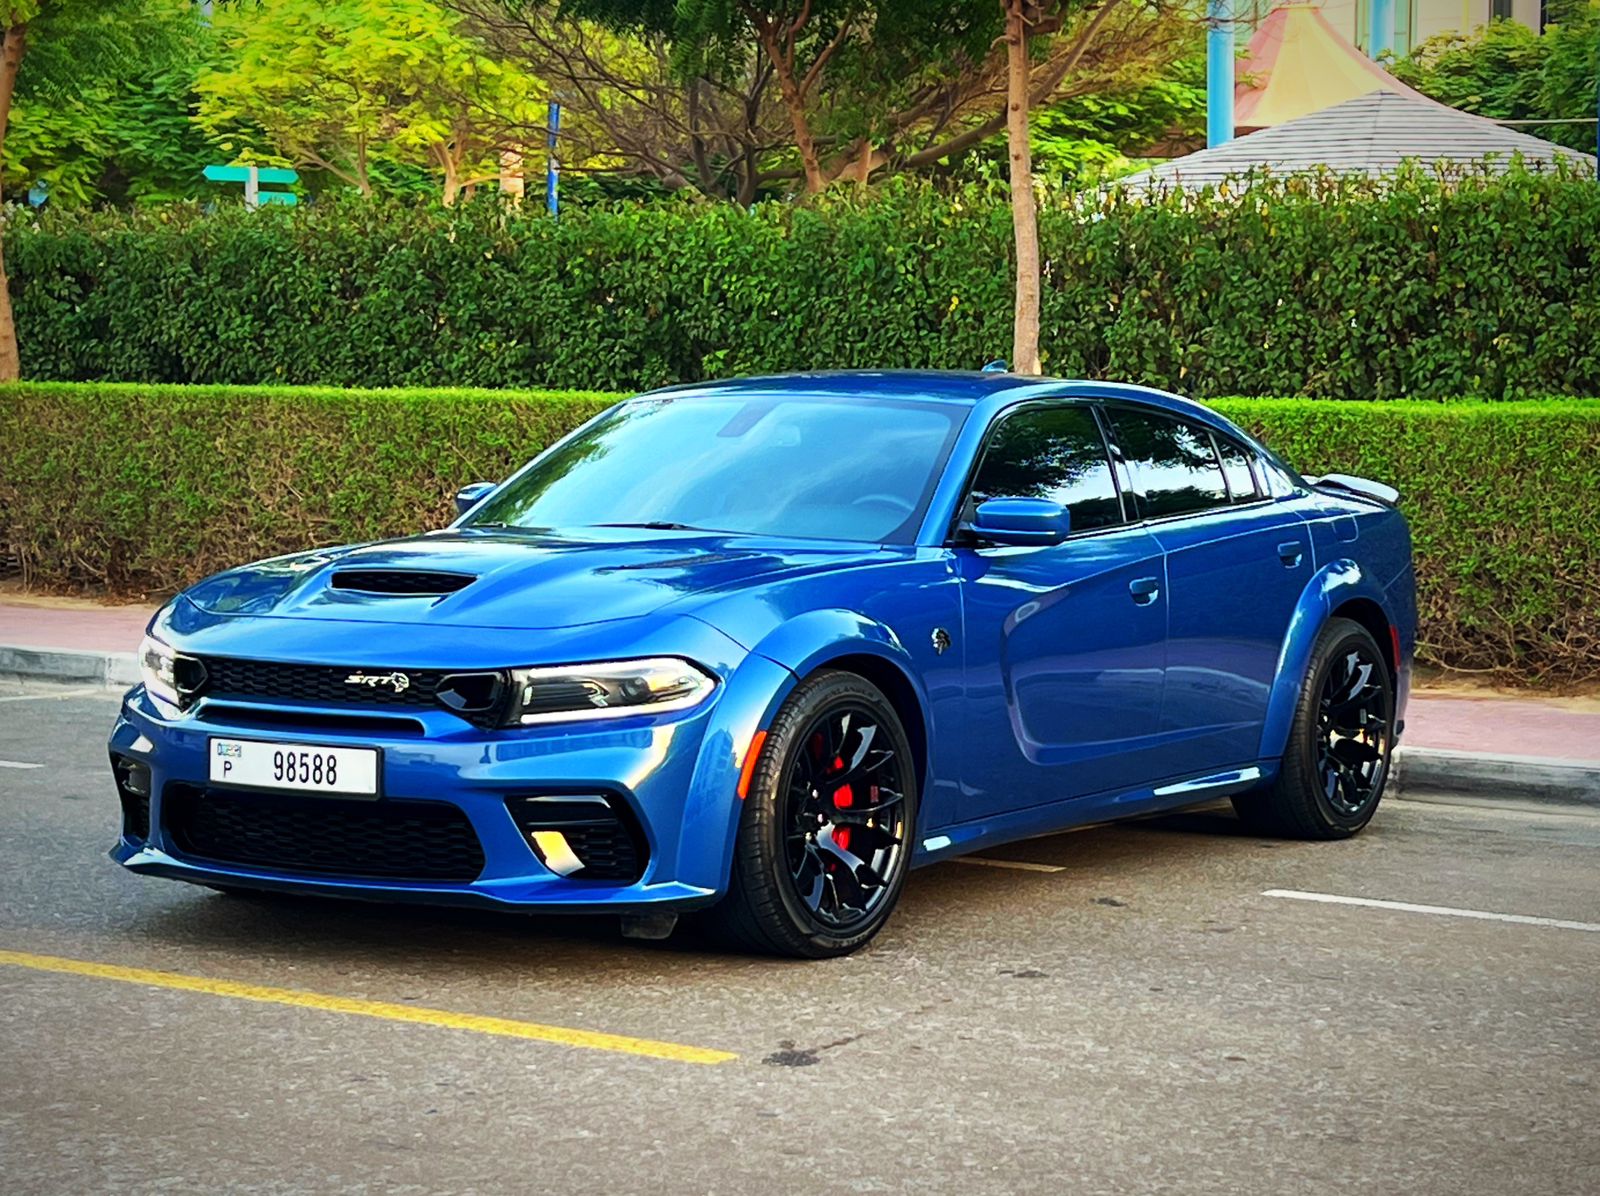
[108,652,791,913]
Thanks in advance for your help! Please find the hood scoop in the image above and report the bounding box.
[329,569,476,596]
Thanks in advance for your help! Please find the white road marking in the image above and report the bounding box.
[0,760,43,770]
[1262,889,1600,934]
[955,857,1066,874]
[0,688,105,703]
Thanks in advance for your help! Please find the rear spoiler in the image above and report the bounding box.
[1305,473,1399,507]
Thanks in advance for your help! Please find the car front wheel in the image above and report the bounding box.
[707,670,917,958]
[1233,617,1395,839]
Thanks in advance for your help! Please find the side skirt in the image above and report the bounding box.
[913,761,1276,866]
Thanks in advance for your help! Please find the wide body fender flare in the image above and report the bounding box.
[677,609,936,891]
[1257,558,1393,762]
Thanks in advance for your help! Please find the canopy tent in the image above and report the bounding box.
[1116,90,1596,190]
[1234,3,1437,133]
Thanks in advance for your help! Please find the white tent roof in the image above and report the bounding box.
[1117,90,1595,190]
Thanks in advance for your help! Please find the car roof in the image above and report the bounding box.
[644,370,1222,422]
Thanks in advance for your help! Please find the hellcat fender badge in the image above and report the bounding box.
[931,628,952,655]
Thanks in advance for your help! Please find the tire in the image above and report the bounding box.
[704,670,918,959]
[1233,617,1395,840]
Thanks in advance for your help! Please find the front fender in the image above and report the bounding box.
[675,609,936,895]
[1256,559,1388,761]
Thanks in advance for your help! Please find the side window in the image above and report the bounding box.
[1214,435,1261,502]
[968,406,1124,532]
[1110,410,1231,519]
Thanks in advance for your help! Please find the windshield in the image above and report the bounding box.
[465,394,965,543]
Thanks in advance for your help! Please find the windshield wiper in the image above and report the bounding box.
[462,522,559,536]
[590,521,709,532]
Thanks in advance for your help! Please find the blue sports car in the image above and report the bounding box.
[110,372,1413,957]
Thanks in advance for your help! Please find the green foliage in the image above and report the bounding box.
[195,0,543,200]
[3,383,1597,683]
[3,69,225,207]
[1016,63,1205,184]
[0,382,615,592]
[10,169,1600,399]
[1,0,215,207]
[1391,1,1600,154]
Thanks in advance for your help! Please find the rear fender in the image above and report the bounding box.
[1257,559,1390,761]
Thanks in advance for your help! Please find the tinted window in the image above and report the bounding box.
[466,395,963,544]
[1215,436,1260,501]
[969,406,1123,532]
[1111,411,1230,518]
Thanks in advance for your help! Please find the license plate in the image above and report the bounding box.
[209,738,380,797]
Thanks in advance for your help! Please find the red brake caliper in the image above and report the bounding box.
[831,755,853,853]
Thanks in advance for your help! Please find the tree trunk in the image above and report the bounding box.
[763,33,825,193]
[0,22,27,382]
[1002,0,1042,375]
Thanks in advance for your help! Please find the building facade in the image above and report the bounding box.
[1237,0,1546,56]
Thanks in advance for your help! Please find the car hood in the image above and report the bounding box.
[182,530,888,630]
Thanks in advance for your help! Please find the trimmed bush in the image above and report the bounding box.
[10,169,1600,399]
[3,383,1597,683]
[0,382,615,593]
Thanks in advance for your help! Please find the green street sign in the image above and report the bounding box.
[203,164,299,185]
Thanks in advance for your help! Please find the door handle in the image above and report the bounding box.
[1129,576,1160,606]
[1277,540,1304,568]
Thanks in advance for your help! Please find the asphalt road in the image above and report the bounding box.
[2,679,1597,1195]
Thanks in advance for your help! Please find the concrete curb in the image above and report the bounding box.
[1392,746,1600,810]
[0,645,138,689]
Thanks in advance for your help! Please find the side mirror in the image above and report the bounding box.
[455,481,496,517]
[968,498,1070,547]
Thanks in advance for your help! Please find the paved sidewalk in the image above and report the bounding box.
[0,598,150,654]
[2,598,1597,797]
[1405,693,1600,762]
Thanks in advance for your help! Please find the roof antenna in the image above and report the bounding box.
[981,359,1009,373]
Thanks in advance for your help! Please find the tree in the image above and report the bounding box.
[474,0,1191,195]
[454,4,789,203]
[0,0,201,379]
[1002,0,1041,373]
[197,0,541,202]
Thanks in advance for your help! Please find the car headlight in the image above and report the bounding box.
[505,658,717,726]
[138,633,205,711]
[139,634,181,707]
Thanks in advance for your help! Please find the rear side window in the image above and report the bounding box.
[1214,435,1261,501]
[1110,411,1230,519]
[968,405,1124,532]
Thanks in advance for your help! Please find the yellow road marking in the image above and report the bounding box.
[0,949,736,1065]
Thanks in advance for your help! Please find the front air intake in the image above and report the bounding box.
[507,794,648,882]
[329,570,475,596]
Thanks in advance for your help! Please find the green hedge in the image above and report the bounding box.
[10,169,1600,399]
[3,382,1597,683]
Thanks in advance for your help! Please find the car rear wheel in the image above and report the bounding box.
[1233,617,1394,840]
[706,670,917,958]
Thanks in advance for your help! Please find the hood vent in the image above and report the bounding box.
[329,569,475,596]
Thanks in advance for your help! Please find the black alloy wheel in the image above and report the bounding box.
[705,670,918,958]
[782,700,910,931]
[1233,617,1395,840]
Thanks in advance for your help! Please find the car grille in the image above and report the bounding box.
[199,657,446,709]
[163,783,486,882]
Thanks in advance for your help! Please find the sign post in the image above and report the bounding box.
[546,100,561,217]
[203,164,299,209]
